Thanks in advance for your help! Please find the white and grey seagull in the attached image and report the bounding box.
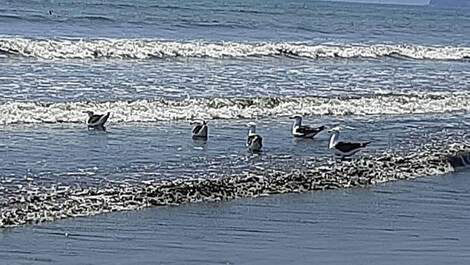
[191,120,208,139]
[83,111,110,131]
[328,126,370,159]
[246,122,263,152]
[290,115,326,138]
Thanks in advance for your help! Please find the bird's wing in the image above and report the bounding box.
[297,125,325,135]
[247,135,255,145]
[248,135,262,147]
[335,142,365,153]
[192,124,203,134]
[88,112,110,126]
[255,135,263,148]
[88,115,102,124]
[247,134,262,146]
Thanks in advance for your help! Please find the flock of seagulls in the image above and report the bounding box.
[85,111,370,159]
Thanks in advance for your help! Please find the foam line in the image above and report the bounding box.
[1,93,470,125]
[0,38,469,60]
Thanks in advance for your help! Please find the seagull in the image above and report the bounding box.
[247,122,263,152]
[290,115,326,138]
[83,111,110,131]
[328,126,370,159]
[191,120,208,139]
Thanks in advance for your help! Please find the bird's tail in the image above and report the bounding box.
[361,141,372,147]
[100,112,110,125]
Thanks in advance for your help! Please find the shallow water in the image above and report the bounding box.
[1,114,468,190]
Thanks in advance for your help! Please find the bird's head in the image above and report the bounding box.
[247,122,257,128]
[289,115,302,121]
[83,111,94,117]
[190,120,207,126]
[247,122,257,135]
[327,126,341,133]
[327,125,354,133]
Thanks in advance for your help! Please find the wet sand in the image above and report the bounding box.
[1,169,469,265]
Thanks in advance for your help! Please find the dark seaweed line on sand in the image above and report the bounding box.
[1,142,470,228]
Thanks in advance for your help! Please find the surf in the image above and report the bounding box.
[1,92,470,125]
[1,138,469,228]
[0,37,469,61]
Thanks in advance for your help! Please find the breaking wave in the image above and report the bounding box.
[0,93,469,125]
[1,138,469,228]
[0,37,469,60]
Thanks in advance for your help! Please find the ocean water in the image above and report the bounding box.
[1,0,470,264]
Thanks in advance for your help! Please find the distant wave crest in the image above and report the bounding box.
[0,37,469,60]
[1,93,469,125]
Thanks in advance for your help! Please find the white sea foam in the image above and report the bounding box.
[0,37,469,60]
[1,93,469,125]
